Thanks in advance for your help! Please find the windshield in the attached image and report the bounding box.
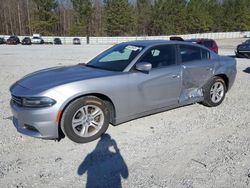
[244,39,250,44]
[87,44,144,71]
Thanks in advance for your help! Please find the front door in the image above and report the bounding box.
[129,44,182,113]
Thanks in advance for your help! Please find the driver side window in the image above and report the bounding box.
[139,45,176,69]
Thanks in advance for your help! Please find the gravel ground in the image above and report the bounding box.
[0,39,250,188]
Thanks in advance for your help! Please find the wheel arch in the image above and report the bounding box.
[214,74,229,91]
[57,93,116,140]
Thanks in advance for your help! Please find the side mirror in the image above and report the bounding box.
[136,62,152,72]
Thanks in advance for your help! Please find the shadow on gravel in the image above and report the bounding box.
[243,67,250,74]
[78,134,128,188]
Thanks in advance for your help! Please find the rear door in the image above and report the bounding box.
[178,44,214,103]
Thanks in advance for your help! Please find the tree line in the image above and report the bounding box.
[0,0,250,37]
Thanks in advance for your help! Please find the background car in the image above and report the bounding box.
[0,37,6,44]
[169,36,184,41]
[186,39,218,54]
[10,40,236,144]
[54,38,62,45]
[31,34,44,44]
[73,38,81,45]
[21,37,32,45]
[6,35,20,45]
[235,39,250,58]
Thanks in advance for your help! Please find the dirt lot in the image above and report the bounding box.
[0,39,250,188]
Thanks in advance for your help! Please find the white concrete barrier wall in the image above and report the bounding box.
[1,31,250,45]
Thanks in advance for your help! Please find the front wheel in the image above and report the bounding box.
[61,96,110,143]
[202,77,226,107]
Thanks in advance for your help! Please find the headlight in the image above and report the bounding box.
[22,97,56,108]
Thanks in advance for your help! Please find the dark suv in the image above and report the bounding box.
[22,37,32,45]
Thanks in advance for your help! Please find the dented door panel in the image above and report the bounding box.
[179,60,215,103]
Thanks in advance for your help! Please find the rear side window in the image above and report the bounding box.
[179,45,210,63]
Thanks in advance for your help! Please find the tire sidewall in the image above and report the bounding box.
[61,97,110,143]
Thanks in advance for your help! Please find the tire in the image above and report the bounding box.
[61,96,110,143]
[202,76,226,107]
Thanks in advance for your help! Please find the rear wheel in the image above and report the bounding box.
[202,77,226,107]
[61,96,110,143]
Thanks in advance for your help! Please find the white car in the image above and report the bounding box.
[31,36,44,44]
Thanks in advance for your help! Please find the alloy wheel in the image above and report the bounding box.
[71,105,104,138]
[210,81,225,103]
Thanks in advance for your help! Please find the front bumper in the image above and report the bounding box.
[235,50,250,58]
[10,100,59,139]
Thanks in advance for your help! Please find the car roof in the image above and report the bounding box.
[186,38,214,42]
[122,40,190,46]
[121,40,206,48]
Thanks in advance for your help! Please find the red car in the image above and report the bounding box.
[186,39,218,54]
[6,36,20,45]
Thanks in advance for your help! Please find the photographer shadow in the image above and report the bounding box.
[78,134,128,188]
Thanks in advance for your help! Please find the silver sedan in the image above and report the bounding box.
[10,40,237,143]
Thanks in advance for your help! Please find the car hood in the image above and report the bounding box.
[14,65,117,91]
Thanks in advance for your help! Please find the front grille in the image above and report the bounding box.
[11,95,22,106]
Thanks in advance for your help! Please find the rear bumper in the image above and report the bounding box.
[10,100,59,139]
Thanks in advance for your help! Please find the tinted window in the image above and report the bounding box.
[180,45,201,63]
[139,45,176,68]
[179,45,209,63]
